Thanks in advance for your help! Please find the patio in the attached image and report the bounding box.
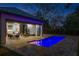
[5,36,45,49]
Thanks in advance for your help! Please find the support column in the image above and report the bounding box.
[40,25,43,37]
[35,25,38,37]
[20,23,24,34]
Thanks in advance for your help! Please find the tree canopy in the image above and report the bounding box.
[63,7,79,35]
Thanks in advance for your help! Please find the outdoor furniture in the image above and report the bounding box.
[8,34,13,39]
[8,33,20,39]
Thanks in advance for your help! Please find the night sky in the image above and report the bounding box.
[0,3,78,15]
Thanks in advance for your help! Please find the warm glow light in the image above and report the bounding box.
[7,22,20,34]
[27,24,33,28]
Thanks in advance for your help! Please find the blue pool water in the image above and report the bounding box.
[28,36,65,48]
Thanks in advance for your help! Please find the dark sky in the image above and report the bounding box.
[0,3,38,14]
[0,3,78,15]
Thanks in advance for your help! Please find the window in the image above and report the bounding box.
[8,25,13,30]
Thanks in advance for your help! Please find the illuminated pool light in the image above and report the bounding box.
[28,36,65,48]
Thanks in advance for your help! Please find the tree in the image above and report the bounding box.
[43,19,53,34]
[34,4,57,20]
[23,4,68,34]
[35,4,65,29]
[63,7,79,35]
[64,3,72,9]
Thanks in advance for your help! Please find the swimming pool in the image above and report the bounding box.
[28,36,65,48]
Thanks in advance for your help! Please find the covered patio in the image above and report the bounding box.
[5,21,43,48]
[6,36,45,49]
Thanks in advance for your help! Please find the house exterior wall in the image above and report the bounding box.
[0,13,1,47]
[0,13,6,46]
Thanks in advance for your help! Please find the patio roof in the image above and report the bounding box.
[0,7,44,23]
